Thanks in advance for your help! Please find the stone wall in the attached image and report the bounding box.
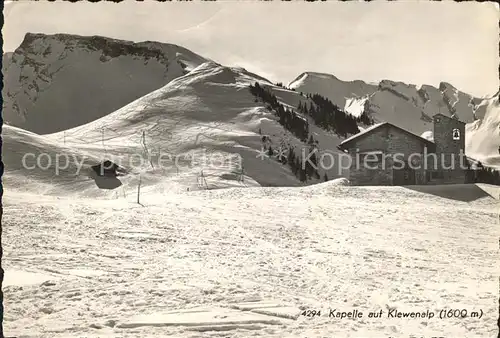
[345,125,431,185]
[346,126,392,185]
[347,156,393,185]
[386,127,430,185]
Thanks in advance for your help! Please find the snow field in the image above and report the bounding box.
[2,184,498,337]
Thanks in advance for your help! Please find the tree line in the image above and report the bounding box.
[250,82,321,182]
[250,82,376,184]
[250,82,309,142]
[262,139,320,183]
[467,162,500,185]
[298,93,374,138]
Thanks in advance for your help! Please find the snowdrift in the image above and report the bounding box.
[1,125,129,196]
[3,184,498,337]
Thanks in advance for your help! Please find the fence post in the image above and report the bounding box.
[137,174,142,204]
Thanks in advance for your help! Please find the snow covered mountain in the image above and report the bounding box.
[2,33,208,134]
[289,72,482,129]
[2,32,498,196]
[466,92,500,167]
[289,72,498,164]
[3,58,351,196]
[288,72,378,117]
[2,34,498,338]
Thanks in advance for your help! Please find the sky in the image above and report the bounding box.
[2,1,499,97]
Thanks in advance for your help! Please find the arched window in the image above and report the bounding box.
[452,128,460,140]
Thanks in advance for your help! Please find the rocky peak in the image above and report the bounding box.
[3,33,207,134]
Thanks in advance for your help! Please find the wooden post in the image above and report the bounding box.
[101,127,106,154]
[200,170,208,190]
[137,174,141,204]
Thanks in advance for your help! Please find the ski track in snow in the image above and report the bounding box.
[2,184,498,338]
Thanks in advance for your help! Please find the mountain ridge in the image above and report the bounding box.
[288,69,490,130]
[4,60,346,195]
[3,32,209,134]
[3,32,499,173]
